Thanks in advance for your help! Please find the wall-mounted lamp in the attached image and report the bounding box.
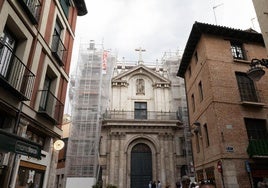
[193,122,201,135]
[193,122,201,127]
[53,140,65,151]
[247,58,268,81]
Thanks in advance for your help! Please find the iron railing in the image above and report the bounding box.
[38,90,64,124]
[0,43,35,100]
[103,110,178,121]
[51,35,67,66]
[18,0,42,24]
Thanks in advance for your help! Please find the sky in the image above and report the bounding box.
[65,0,260,114]
[71,0,260,67]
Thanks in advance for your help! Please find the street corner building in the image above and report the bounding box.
[0,0,87,188]
[177,22,268,188]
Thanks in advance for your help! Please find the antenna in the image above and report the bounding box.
[213,3,224,25]
[251,17,256,30]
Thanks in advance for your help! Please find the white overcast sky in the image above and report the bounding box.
[71,0,260,66]
[65,0,260,113]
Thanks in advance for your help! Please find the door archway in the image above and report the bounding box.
[131,143,152,188]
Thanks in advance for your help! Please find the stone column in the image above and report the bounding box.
[118,133,125,188]
[168,134,175,188]
[159,134,165,182]
[109,133,115,185]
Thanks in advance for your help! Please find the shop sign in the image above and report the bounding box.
[0,131,41,159]
[15,141,40,159]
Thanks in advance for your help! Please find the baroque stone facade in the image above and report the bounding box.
[100,64,188,188]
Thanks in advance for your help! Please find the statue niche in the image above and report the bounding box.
[136,78,145,95]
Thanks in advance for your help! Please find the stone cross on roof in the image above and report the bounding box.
[135,47,146,65]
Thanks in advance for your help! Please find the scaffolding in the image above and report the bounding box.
[66,40,115,179]
[161,51,194,177]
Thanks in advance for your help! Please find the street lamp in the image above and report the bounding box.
[53,139,65,151]
[247,58,268,81]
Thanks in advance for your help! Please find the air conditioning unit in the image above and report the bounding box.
[0,152,9,166]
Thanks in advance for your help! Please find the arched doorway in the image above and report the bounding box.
[131,143,152,188]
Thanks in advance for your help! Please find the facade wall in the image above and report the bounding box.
[0,0,85,188]
[183,28,268,187]
[100,64,189,188]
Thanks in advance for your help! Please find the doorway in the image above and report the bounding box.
[131,143,152,188]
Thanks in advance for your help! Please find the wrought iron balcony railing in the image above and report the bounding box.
[37,90,64,124]
[51,35,67,66]
[0,43,35,100]
[18,0,42,24]
[103,110,178,121]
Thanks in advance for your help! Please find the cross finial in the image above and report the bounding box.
[135,47,146,64]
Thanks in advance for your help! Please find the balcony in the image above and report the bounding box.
[37,90,64,124]
[247,139,268,158]
[17,0,41,24]
[51,35,67,66]
[0,43,35,100]
[103,110,178,121]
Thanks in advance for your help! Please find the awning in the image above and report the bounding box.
[0,129,41,159]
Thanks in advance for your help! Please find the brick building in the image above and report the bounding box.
[177,22,268,188]
[0,0,86,187]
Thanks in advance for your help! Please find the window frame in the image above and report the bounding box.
[235,72,258,102]
[191,94,195,112]
[244,118,268,140]
[231,41,246,60]
[203,124,210,147]
[134,102,147,119]
[198,81,203,102]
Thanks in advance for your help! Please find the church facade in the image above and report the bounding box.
[99,63,189,188]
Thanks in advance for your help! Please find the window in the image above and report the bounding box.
[194,51,198,63]
[244,118,267,140]
[180,137,186,156]
[203,124,210,147]
[53,20,62,48]
[136,78,145,95]
[231,41,245,60]
[198,81,203,102]
[51,19,66,65]
[235,72,258,102]
[17,0,42,24]
[25,128,45,148]
[16,166,44,188]
[59,0,70,18]
[0,26,35,100]
[39,76,52,111]
[191,94,195,112]
[0,29,16,78]
[134,102,147,119]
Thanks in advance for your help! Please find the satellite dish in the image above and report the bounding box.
[54,140,65,151]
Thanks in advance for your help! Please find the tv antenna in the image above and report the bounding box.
[213,3,224,25]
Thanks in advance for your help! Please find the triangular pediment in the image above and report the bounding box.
[112,64,170,83]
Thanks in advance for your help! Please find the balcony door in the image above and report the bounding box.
[39,76,51,111]
[0,29,16,78]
